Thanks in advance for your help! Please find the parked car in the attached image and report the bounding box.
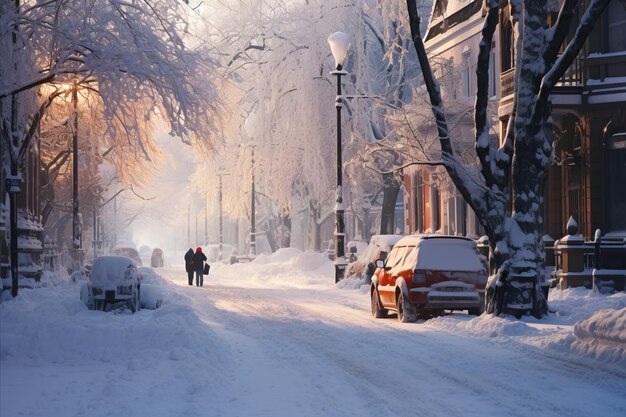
[346,234,403,283]
[326,239,335,261]
[111,245,142,266]
[346,240,368,263]
[371,235,488,322]
[151,248,164,268]
[82,256,141,313]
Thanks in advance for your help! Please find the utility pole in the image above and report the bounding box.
[218,171,224,254]
[250,147,256,256]
[71,82,81,271]
[7,0,21,296]
[204,194,208,245]
[187,203,190,247]
[113,196,117,246]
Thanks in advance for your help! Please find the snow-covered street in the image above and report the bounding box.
[1,250,625,417]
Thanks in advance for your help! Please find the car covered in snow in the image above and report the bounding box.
[151,248,164,268]
[111,245,142,266]
[371,235,488,322]
[345,234,403,283]
[82,256,141,313]
[346,240,368,263]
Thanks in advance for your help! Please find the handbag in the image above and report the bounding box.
[203,263,210,275]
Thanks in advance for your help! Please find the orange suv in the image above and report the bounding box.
[371,235,487,322]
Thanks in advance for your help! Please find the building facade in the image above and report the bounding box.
[404,0,498,238]
[404,0,626,242]
[498,0,626,239]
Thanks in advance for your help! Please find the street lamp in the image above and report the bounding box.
[328,32,351,283]
[250,146,256,257]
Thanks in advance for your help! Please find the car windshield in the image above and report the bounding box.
[415,239,484,272]
[91,256,137,286]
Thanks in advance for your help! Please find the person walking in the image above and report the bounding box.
[191,247,207,287]
[184,248,194,286]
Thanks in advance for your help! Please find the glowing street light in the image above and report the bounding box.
[327,32,351,283]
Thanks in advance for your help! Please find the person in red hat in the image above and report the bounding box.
[191,247,208,287]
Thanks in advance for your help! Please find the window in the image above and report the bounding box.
[566,125,583,233]
[414,171,424,232]
[606,132,626,231]
[465,203,478,237]
[386,247,406,273]
[488,44,497,97]
[608,1,626,52]
[462,49,472,98]
[431,185,440,232]
[501,20,514,72]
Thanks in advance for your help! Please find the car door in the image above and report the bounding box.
[378,246,406,306]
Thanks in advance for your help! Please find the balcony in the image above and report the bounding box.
[586,51,626,81]
[500,55,583,99]
[500,68,515,98]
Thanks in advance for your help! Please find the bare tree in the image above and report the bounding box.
[1,0,223,295]
[403,0,613,318]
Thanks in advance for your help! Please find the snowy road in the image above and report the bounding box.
[156,262,626,417]
[1,251,625,417]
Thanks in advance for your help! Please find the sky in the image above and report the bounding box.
[1,249,625,417]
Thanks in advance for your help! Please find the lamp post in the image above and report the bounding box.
[328,32,351,283]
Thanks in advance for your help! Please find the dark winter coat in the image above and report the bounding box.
[184,249,194,273]
[191,251,207,273]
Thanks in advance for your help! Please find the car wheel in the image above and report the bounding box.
[397,291,417,323]
[468,307,483,316]
[128,292,139,313]
[80,283,94,310]
[371,288,387,318]
[468,299,485,316]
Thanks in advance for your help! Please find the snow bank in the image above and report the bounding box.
[422,288,626,365]
[572,308,626,364]
[211,248,334,288]
[0,272,224,367]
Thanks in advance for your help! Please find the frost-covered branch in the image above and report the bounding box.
[535,0,611,119]
[543,0,578,64]
[406,0,486,214]
[474,0,499,188]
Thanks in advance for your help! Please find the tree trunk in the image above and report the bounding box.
[308,201,321,252]
[379,173,399,234]
[281,214,291,248]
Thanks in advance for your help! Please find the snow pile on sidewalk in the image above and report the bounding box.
[572,307,626,363]
[424,287,626,364]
